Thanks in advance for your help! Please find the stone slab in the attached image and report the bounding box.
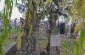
[50,35,60,47]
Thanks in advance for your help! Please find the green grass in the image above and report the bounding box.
[60,38,75,55]
[2,27,19,47]
[9,27,19,35]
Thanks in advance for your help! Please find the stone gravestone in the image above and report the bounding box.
[28,32,40,55]
[44,21,49,33]
[50,34,60,55]
[39,23,46,39]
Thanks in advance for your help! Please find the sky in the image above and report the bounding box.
[0,0,23,19]
[0,0,49,21]
[0,0,71,23]
[11,6,23,20]
[0,0,4,11]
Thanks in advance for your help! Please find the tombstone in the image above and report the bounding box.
[14,18,17,29]
[44,21,49,33]
[28,32,40,55]
[39,23,46,39]
[8,21,12,31]
[38,24,49,55]
[20,17,24,26]
[50,34,60,55]
[0,21,2,32]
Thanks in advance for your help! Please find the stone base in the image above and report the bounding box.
[50,46,60,55]
[4,42,17,55]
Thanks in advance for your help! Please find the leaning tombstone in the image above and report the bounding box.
[28,32,40,55]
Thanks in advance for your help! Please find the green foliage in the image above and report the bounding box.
[9,28,18,35]
[0,12,2,20]
[74,43,80,55]
[68,0,85,54]
[79,25,85,48]
[0,0,14,55]
[60,38,75,55]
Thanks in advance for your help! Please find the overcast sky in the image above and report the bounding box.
[0,0,23,19]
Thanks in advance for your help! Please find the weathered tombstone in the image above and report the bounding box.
[44,21,49,33]
[20,17,24,26]
[14,18,17,29]
[28,32,39,55]
[8,21,12,31]
[39,24,46,39]
[0,21,2,32]
[17,23,29,55]
[50,34,60,55]
[38,24,49,55]
[4,42,17,55]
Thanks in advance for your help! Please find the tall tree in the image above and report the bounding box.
[0,0,63,55]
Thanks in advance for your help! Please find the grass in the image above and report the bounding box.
[2,27,19,47]
[9,27,19,35]
[60,38,75,55]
